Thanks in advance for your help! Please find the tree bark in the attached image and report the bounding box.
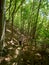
[0,0,6,52]
[0,0,3,39]
[0,0,6,40]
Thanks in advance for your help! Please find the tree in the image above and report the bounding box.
[0,0,3,39]
[0,0,6,55]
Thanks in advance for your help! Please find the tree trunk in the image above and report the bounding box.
[0,0,3,39]
[0,0,6,51]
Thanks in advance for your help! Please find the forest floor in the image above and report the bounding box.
[1,23,49,65]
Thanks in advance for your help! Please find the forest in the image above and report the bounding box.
[0,0,49,65]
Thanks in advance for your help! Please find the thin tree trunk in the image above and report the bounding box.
[0,0,6,53]
[0,0,3,39]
